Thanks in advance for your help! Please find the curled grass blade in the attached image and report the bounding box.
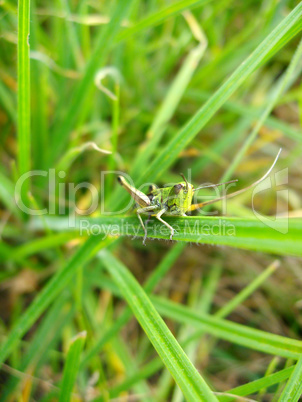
[49,0,135,163]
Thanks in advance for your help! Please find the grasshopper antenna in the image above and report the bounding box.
[194,179,238,192]
[189,148,282,212]
[180,173,189,191]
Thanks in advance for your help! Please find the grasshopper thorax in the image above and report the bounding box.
[166,181,194,215]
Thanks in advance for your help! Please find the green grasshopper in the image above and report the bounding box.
[118,149,281,245]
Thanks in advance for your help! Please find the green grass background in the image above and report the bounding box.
[0,0,302,400]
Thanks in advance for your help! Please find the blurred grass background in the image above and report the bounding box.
[1,0,302,400]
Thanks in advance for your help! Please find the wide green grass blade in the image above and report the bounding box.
[93,261,281,398]
[81,243,185,368]
[99,250,218,401]
[170,260,278,402]
[59,331,86,402]
[17,0,31,203]
[0,235,107,367]
[30,216,302,257]
[279,355,302,402]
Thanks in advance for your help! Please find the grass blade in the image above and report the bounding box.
[30,0,48,172]
[218,366,294,401]
[80,274,302,360]
[59,331,86,402]
[279,355,302,402]
[221,37,302,182]
[17,0,31,203]
[2,1,302,399]
[12,232,80,260]
[115,0,213,43]
[30,216,302,258]
[186,90,302,143]
[100,250,218,401]
[153,297,302,359]
[215,260,280,319]
[81,243,185,368]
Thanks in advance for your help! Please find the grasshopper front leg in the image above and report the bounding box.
[137,206,157,245]
[155,208,175,241]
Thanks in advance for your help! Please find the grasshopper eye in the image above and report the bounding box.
[149,184,156,192]
[174,184,183,194]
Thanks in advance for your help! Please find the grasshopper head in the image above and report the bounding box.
[167,181,194,215]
